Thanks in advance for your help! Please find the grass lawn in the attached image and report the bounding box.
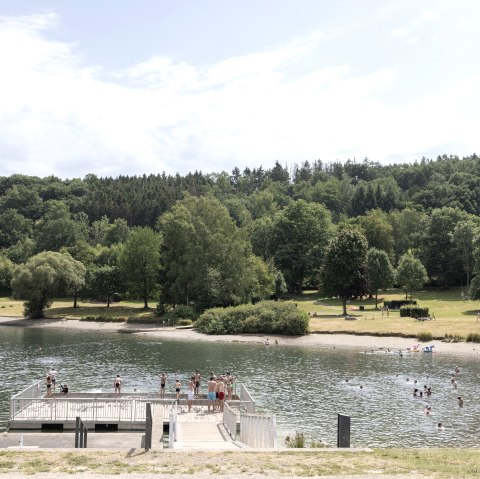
[2,287,480,341]
[290,287,480,340]
[0,297,156,321]
[0,449,479,477]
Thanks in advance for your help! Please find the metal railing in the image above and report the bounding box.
[168,401,178,448]
[238,384,255,413]
[240,412,277,448]
[9,381,43,419]
[74,417,88,448]
[10,397,176,422]
[223,401,238,440]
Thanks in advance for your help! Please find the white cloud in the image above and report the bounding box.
[0,12,478,179]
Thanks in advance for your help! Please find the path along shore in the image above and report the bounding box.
[0,315,479,358]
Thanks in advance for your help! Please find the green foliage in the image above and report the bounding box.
[395,253,428,300]
[80,316,127,323]
[159,195,271,309]
[420,207,471,286]
[417,331,433,341]
[119,227,161,308]
[11,251,86,318]
[383,300,417,310]
[466,333,480,343]
[0,209,33,249]
[399,306,429,318]
[354,210,395,258]
[0,256,15,293]
[177,319,193,326]
[195,301,309,335]
[273,200,333,292]
[162,305,198,326]
[320,226,368,315]
[285,432,305,448]
[366,248,395,307]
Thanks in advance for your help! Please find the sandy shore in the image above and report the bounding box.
[1,315,479,357]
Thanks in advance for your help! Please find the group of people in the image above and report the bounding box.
[45,368,68,396]
[158,370,236,412]
[408,365,465,429]
[112,369,236,411]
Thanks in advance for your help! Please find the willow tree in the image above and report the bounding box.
[11,251,86,318]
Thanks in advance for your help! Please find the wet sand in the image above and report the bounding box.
[1,315,479,357]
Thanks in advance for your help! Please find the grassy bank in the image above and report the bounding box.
[0,449,479,477]
[1,287,480,341]
[292,288,480,341]
[0,297,156,321]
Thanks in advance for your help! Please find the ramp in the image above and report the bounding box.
[173,410,241,450]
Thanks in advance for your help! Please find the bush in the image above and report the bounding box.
[162,305,198,326]
[195,301,309,335]
[126,316,165,324]
[384,300,417,310]
[400,306,429,318]
[285,432,305,448]
[466,333,480,343]
[418,331,433,341]
[79,316,127,323]
[177,319,193,326]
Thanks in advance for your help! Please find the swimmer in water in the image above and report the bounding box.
[424,406,432,415]
[437,422,444,430]
[458,396,464,407]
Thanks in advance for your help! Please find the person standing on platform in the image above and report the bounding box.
[194,369,201,398]
[46,374,53,397]
[175,378,181,401]
[114,374,122,395]
[187,376,195,412]
[217,377,226,412]
[49,368,57,392]
[207,376,216,412]
[160,372,167,399]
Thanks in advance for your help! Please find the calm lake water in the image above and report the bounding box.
[1,325,479,448]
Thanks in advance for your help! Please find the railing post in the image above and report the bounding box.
[145,403,152,451]
[75,417,80,448]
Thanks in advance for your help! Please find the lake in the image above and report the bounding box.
[1,325,478,447]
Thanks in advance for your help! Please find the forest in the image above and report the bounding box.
[2,153,480,318]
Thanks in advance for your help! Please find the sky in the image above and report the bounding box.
[0,0,479,179]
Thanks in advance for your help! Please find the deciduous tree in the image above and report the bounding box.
[366,248,395,308]
[118,227,161,308]
[320,226,369,315]
[395,253,428,300]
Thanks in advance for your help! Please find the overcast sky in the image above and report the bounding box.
[0,0,479,179]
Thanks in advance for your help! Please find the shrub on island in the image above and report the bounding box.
[195,301,309,335]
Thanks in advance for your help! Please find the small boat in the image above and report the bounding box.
[422,345,435,353]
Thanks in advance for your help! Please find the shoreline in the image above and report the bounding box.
[1,316,479,357]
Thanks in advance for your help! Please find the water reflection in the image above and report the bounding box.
[1,326,479,447]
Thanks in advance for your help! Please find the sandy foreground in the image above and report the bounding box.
[1,315,479,357]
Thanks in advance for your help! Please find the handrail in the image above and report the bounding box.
[223,401,239,439]
[238,384,256,413]
[168,401,178,448]
[10,381,43,400]
[10,381,43,420]
[240,412,277,448]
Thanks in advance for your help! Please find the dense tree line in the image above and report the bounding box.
[3,153,480,317]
